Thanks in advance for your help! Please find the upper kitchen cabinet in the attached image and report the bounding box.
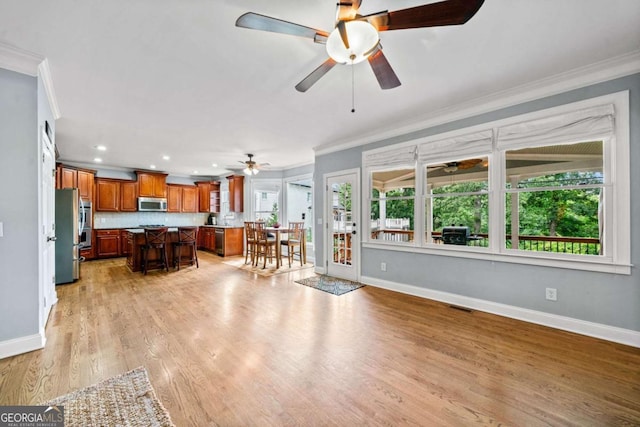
[167,184,197,213]
[95,178,120,212]
[227,175,244,212]
[56,165,95,202]
[195,181,220,213]
[136,171,167,198]
[120,181,138,212]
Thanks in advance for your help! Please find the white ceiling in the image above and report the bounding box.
[1,0,639,177]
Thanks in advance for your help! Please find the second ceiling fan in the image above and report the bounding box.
[236,0,484,92]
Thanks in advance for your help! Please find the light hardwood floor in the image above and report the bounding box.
[1,251,639,426]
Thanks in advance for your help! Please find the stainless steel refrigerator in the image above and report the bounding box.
[55,188,81,284]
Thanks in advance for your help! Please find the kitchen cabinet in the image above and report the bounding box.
[80,246,95,261]
[95,178,120,212]
[95,229,121,258]
[120,229,131,256]
[227,175,244,212]
[56,165,94,202]
[59,166,77,189]
[120,181,138,212]
[195,181,220,213]
[167,184,198,213]
[77,170,94,201]
[199,226,242,256]
[167,185,182,212]
[136,171,167,198]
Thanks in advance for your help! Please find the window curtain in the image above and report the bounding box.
[363,144,417,168]
[417,129,493,164]
[496,104,614,150]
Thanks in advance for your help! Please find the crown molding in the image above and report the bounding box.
[314,50,640,157]
[38,59,61,119]
[0,41,61,119]
[0,40,42,76]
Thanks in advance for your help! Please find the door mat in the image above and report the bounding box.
[41,366,175,427]
[295,275,365,296]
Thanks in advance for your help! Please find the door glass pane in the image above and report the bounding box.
[332,182,352,266]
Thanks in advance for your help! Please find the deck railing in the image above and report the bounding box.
[369,230,600,255]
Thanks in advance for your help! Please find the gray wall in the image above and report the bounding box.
[314,73,640,332]
[0,68,39,342]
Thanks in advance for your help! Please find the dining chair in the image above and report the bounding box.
[173,226,199,270]
[142,227,169,275]
[244,221,257,265]
[281,221,305,267]
[254,221,276,268]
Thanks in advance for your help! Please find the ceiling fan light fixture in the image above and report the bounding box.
[443,164,458,173]
[326,20,379,64]
[243,166,259,176]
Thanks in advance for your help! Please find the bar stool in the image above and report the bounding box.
[142,227,169,275]
[254,221,276,268]
[244,221,257,265]
[173,226,199,270]
[280,221,305,267]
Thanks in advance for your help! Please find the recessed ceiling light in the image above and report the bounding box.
[95,145,107,151]
[150,164,156,169]
[212,163,217,167]
[94,157,102,163]
[193,170,198,174]
[162,155,170,160]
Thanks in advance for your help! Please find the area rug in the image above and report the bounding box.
[42,366,175,427]
[295,275,365,296]
[223,256,314,277]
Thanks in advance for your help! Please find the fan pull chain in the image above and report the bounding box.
[351,57,356,113]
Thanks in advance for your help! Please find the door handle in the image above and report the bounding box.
[47,236,57,242]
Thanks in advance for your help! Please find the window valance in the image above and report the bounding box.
[363,144,417,168]
[496,104,614,150]
[417,129,493,164]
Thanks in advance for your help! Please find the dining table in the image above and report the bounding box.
[265,226,306,269]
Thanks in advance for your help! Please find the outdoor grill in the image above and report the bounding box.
[442,226,470,245]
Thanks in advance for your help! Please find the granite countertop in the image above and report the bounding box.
[125,227,179,233]
[201,225,243,228]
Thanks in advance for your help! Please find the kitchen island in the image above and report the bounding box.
[125,226,244,272]
[125,228,195,272]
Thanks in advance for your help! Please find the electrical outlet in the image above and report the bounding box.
[545,287,557,301]
[380,262,387,272]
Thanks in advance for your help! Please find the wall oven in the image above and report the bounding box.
[79,200,92,249]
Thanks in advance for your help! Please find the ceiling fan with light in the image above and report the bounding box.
[239,154,268,176]
[236,0,484,93]
[428,158,483,173]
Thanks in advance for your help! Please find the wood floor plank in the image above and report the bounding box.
[0,251,638,426]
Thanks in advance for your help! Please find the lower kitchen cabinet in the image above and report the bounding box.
[95,229,121,258]
[199,226,242,256]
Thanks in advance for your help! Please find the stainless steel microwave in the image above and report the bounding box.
[138,197,167,212]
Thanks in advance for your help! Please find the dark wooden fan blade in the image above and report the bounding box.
[295,58,337,92]
[368,48,401,90]
[368,0,484,32]
[337,21,350,49]
[236,12,329,39]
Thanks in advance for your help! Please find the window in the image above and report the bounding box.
[370,168,415,243]
[504,141,603,255]
[425,156,489,247]
[362,92,630,274]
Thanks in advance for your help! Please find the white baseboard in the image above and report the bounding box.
[0,333,46,360]
[362,275,640,348]
[314,266,326,275]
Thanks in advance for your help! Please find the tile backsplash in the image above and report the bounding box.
[94,212,210,229]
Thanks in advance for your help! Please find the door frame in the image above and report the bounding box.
[324,168,360,282]
[39,125,57,334]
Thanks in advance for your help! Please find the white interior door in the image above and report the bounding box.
[41,127,57,327]
[326,170,359,281]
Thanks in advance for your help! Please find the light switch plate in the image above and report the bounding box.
[0,222,3,237]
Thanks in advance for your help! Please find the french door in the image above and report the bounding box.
[325,170,359,281]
